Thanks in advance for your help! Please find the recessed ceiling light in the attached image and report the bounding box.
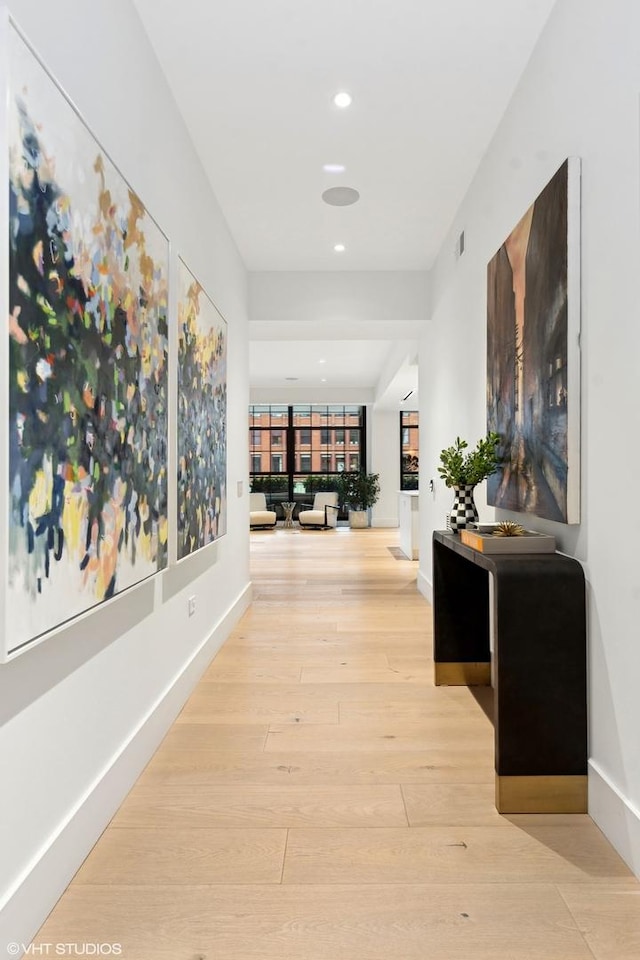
[333,91,352,108]
[323,163,346,174]
[322,186,360,207]
[321,378,327,383]
[318,359,326,364]
[334,244,345,253]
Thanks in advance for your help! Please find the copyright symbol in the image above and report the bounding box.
[7,944,21,957]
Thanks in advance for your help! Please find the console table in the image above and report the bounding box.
[432,530,587,814]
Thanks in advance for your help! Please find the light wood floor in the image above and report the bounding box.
[33,527,640,959]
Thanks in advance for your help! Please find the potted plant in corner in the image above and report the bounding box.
[438,433,501,531]
[337,471,381,528]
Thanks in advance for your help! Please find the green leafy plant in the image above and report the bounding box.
[438,433,501,488]
[250,475,288,494]
[337,471,381,511]
[303,474,340,495]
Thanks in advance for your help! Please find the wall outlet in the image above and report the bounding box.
[188,595,196,617]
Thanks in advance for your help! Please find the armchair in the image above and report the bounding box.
[249,492,277,529]
[298,491,339,529]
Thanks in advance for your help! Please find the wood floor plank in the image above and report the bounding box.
[32,883,596,960]
[177,688,340,725]
[212,650,391,669]
[338,695,483,723]
[139,747,495,786]
[112,784,408,829]
[160,723,268,753]
[231,625,339,639]
[74,828,287,885]
[265,718,493,752]
[402,783,503,825]
[283,824,634,885]
[192,680,441,700]
[300,663,433,683]
[558,882,640,960]
[202,664,304,683]
[233,627,434,642]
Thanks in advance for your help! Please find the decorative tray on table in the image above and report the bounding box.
[459,523,556,554]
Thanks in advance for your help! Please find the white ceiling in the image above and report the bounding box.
[249,339,393,390]
[133,0,558,398]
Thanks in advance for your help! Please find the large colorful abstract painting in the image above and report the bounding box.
[2,21,169,657]
[486,158,581,524]
[177,259,227,559]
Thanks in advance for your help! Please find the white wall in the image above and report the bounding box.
[249,270,428,334]
[0,0,251,950]
[371,408,402,527]
[419,0,640,873]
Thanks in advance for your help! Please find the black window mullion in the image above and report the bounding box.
[286,407,295,500]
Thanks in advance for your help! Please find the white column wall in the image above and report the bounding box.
[0,0,250,949]
[370,408,400,527]
[418,0,640,873]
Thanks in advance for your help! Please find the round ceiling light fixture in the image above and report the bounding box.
[333,91,352,108]
[334,243,346,253]
[322,186,360,207]
[323,163,346,174]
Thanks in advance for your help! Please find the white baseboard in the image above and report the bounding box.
[588,759,640,878]
[371,518,398,528]
[417,569,432,604]
[0,583,252,956]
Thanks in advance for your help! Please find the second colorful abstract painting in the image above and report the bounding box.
[177,260,227,559]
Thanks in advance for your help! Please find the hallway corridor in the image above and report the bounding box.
[34,528,640,958]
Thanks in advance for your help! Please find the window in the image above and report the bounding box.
[249,405,367,509]
[249,410,288,477]
[400,411,419,491]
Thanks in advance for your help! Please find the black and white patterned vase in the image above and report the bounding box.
[447,484,479,531]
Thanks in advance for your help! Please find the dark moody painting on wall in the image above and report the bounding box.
[177,259,227,559]
[5,22,169,656]
[486,158,581,524]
